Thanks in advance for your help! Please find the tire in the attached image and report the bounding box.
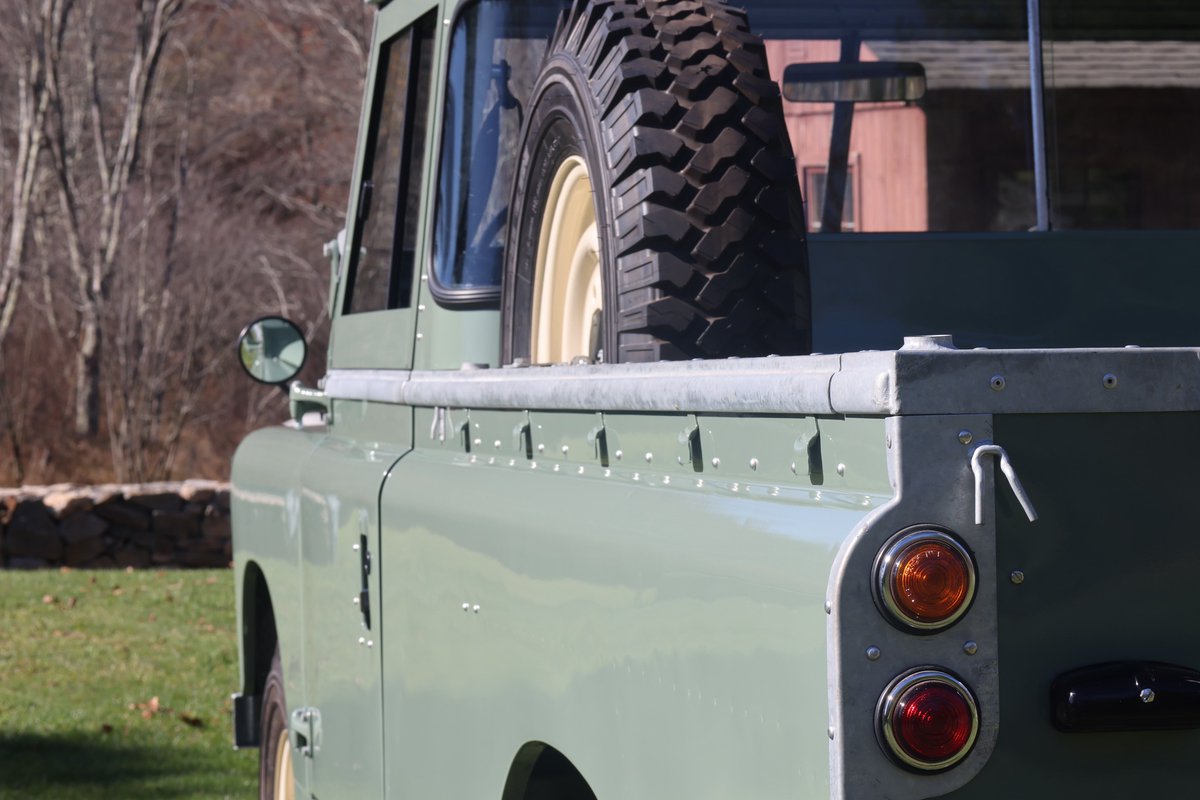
[259,647,296,800]
[501,0,810,364]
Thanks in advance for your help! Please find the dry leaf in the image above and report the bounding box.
[180,713,204,728]
[41,595,55,605]
[101,724,113,734]
[66,597,78,609]
[111,587,124,597]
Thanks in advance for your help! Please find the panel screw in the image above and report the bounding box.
[537,444,545,453]
[1010,570,1025,584]
[472,604,480,614]
[865,646,881,661]
[1103,373,1119,389]
[462,603,469,612]
[352,596,360,605]
[958,430,973,445]
[615,450,623,460]
[645,452,653,463]
[712,457,721,468]
[1140,687,1155,703]
[366,640,374,648]
[991,375,1006,391]
[493,440,502,449]
[963,641,979,656]
[836,463,846,476]
[357,637,365,646]
[562,445,569,455]
[749,458,759,471]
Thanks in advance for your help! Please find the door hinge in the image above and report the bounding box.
[290,707,321,758]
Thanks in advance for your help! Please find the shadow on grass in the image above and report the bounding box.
[0,733,235,799]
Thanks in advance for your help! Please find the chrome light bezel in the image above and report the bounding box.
[872,527,977,633]
[876,667,980,772]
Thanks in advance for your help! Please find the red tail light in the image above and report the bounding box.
[877,669,979,772]
[874,528,976,631]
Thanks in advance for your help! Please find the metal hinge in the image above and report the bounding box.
[290,707,321,758]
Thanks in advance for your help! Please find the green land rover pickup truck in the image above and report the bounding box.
[230,0,1200,798]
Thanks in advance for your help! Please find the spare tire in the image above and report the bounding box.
[501,0,810,364]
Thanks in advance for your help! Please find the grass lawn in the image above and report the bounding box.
[0,568,257,799]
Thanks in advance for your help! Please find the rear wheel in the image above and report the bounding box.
[259,648,295,800]
[502,0,810,364]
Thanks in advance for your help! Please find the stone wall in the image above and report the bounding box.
[0,481,231,569]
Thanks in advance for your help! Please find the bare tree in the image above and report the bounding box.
[42,0,185,436]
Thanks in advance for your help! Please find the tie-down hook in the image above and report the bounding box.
[970,443,1038,525]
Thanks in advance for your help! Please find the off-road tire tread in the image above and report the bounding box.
[548,0,810,360]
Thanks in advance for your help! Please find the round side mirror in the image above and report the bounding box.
[237,316,308,385]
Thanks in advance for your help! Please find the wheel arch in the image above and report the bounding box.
[501,741,599,800]
[240,559,279,704]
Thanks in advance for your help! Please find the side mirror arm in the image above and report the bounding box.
[289,382,330,423]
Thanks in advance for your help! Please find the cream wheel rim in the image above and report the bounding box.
[274,727,295,800]
[531,155,602,363]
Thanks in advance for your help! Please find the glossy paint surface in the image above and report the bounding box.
[379,408,889,798]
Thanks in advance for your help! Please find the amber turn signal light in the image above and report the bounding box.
[874,528,976,632]
[877,668,979,772]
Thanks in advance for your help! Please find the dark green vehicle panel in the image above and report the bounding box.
[946,412,1200,798]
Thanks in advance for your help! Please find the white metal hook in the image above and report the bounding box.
[970,443,1038,525]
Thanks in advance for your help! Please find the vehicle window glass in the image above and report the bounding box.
[431,0,571,296]
[1042,2,1200,229]
[345,12,436,314]
[757,1,1036,233]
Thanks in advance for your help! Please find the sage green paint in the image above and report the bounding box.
[232,425,324,797]
[379,408,889,798]
[297,400,412,799]
[329,0,441,371]
[943,412,1200,798]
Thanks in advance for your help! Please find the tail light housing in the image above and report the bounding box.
[877,668,980,772]
[873,528,976,632]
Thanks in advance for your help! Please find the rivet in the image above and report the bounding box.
[493,440,502,449]
[416,332,424,340]
[958,430,974,445]
[1010,569,1026,585]
[358,637,366,645]
[991,375,1006,391]
[885,434,893,449]
[827,727,835,740]
[836,463,846,476]
[790,462,797,474]
[1103,373,1118,389]
[824,600,832,614]
[645,452,653,463]
[865,646,881,661]
[615,450,623,460]
[1140,687,1155,703]
[712,457,721,468]
[963,641,979,656]
[749,458,759,471]
[537,443,545,453]
[352,543,360,551]
[562,445,570,455]
[352,596,359,605]
[417,304,426,312]
[366,640,373,648]
[461,603,469,612]
[473,438,482,447]
[472,604,480,614]
[422,274,428,281]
